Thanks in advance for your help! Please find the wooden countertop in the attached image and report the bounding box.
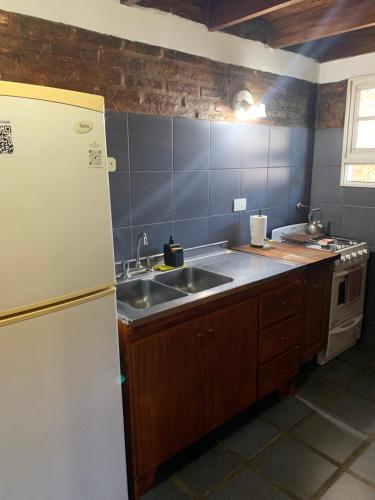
[232,242,339,266]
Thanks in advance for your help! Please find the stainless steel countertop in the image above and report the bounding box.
[117,248,302,327]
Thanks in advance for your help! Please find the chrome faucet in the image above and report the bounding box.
[135,232,148,269]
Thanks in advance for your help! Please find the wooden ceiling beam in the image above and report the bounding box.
[270,0,375,48]
[208,0,304,31]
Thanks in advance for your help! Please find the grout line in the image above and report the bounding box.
[126,112,134,259]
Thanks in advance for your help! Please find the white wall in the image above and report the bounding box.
[320,51,375,84]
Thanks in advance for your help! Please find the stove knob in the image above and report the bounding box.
[336,245,342,250]
[363,249,368,255]
[346,254,351,261]
[352,252,357,258]
[358,250,363,256]
[340,255,346,262]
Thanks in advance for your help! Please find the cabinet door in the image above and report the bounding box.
[131,318,206,475]
[206,298,258,431]
[302,267,332,359]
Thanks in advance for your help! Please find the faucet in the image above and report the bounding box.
[135,232,148,269]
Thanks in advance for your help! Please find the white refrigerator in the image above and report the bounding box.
[0,82,128,500]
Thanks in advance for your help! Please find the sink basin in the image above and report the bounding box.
[154,267,233,294]
[117,279,187,310]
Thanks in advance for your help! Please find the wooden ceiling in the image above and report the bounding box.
[122,0,375,62]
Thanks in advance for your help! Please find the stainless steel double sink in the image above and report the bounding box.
[116,267,233,313]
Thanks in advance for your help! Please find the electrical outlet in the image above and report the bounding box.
[233,198,247,211]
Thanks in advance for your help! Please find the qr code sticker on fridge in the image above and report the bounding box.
[89,149,102,166]
[0,123,14,155]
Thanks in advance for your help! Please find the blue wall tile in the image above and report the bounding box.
[242,124,269,168]
[173,171,209,220]
[174,218,210,248]
[240,168,267,210]
[292,127,314,168]
[269,126,293,167]
[313,128,343,166]
[113,227,132,261]
[105,111,129,173]
[173,117,210,170]
[109,173,131,228]
[266,167,291,207]
[209,213,241,246]
[131,171,173,225]
[311,166,343,205]
[290,166,312,205]
[264,206,289,236]
[210,169,240,215]
[210,121,242,169]
[129,113,172,171]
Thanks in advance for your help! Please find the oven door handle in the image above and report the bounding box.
[334,263,366,279]
[337,315,363,330]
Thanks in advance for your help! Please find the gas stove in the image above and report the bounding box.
[271,224,369,269]
[305,237,369,268]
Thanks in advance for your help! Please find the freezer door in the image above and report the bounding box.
[0,292,128,500]
[0,91,115,317]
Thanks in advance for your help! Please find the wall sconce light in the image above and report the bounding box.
[232,89,266,121]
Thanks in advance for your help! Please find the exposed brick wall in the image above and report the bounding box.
[0,9,316,127]
[316,80,347,128]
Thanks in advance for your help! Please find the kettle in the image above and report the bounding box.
[305,208,324,236]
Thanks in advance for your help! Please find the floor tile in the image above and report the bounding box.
[260,396,311,430]
[176,443,242,496]
[209,467,288,500]
[141,479,189,500]
[351,442,375,484]
[220,418,280,460]
[324,391,375,434]
[314,359,360,386]
[320,473,375,500]
[339,344,375,369]
[290,412,366,463]
[297,375,340,405]
[254,436,336,498]
[349,371,375,401]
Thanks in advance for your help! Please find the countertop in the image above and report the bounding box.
[232,242,339,266]
[117,248,302,327]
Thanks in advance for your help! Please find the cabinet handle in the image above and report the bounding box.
[196,333,203,339]
[207,328,215,334]
[280,336,286,342]
[303,279,308,285]
[280,300,287,306]
[279,369,284,374]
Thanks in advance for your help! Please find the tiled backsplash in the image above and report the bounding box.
[107,112,314,261]
[311,128,375,248]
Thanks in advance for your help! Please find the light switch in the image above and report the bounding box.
[233,198,247,211]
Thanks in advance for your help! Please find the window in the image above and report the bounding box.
[341,75,375,187]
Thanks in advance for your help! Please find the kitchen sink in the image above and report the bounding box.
[154,267,233,294]
[117,279,187,310]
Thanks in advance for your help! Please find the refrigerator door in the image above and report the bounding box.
[0,83,115,317]
[0,290,128,500]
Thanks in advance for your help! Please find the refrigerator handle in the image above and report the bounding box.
[107,157,117,172]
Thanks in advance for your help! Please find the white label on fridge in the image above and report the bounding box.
[0,121,14,155]
[74,120,93,134]
[89,148,103,167]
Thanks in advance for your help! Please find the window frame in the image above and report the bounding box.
[341,75,375,188]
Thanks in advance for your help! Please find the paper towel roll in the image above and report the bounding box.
[250,215,267,247]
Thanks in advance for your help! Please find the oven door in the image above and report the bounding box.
[330,263,367,328]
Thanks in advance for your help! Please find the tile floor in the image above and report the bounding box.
[141,342,375,500]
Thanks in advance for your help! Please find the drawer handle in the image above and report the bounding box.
[279,369,284,374]
[208,328,215,334]
[280,300,287,306]
[196,333,203,339]
[280,336,286,342]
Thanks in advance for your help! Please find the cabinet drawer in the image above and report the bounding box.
[260,282,302,328]
[258,347,299,399]
[259,314,301,365]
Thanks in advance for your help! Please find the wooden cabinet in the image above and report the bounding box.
[260,281,303,328]
[128,318,206,482]
[301,266,332,360]
[119,264,333,499]
[206,299,258,430]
